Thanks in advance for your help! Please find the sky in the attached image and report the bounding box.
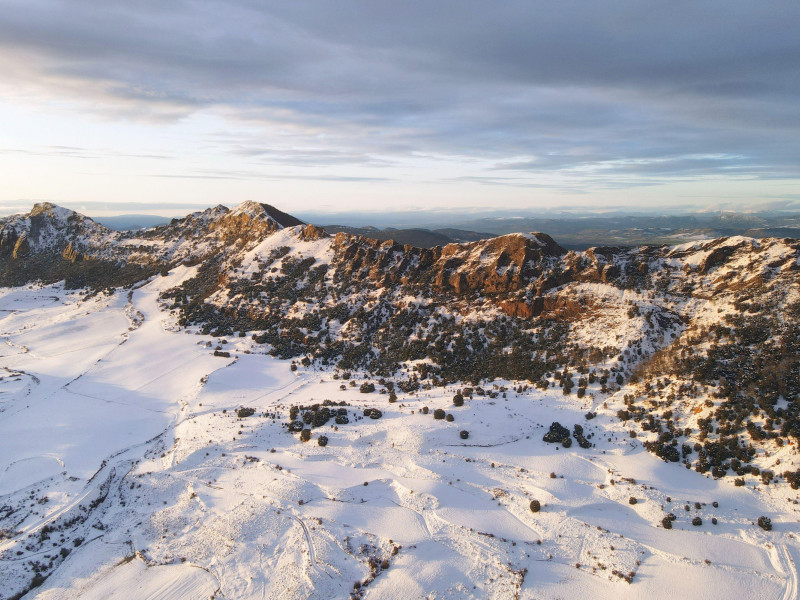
[0,0,799,218]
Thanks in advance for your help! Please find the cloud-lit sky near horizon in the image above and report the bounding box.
[0,0,799,218]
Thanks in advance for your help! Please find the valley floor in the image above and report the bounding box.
[0,275,798,599]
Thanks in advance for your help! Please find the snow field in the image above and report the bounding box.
[0,280,797,600]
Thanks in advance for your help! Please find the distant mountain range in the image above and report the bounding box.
[92,214,170,230]
[92,209,800,250]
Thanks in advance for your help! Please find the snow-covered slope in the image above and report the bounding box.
[0,282,798,600]
[1,203,800,598]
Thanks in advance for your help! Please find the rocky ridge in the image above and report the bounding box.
[1,202,800,485]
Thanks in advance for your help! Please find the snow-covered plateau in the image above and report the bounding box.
[1,277,798,600]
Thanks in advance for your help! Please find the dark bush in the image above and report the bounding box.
[360,382,376,393]
[562,436,572,448]
[692,517,702,526]
[335,414,349,425]
[288,420,304,432]
[369,409,383,420]
[460,430,469,439]
[573,424,591,448]
[422,406,429,414]
[453,393,464,407]
[662,516,673,529]
[757,516,772,531]
[312,410,329,427]
[530,499,541,513]
[629,497,638,505]
[237,407,255,418]
[300,429,311,442]
[543,422,570,444]
[445,413,454,422]
[318,435,328,447]
[433,408,446,420]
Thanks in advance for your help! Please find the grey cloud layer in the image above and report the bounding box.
[1,0,798,184]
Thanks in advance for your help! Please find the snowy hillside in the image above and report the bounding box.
[1,203,799,599]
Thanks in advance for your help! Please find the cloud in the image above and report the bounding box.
[0,0,797,192]
[0,146,173,160]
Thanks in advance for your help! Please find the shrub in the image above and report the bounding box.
[629,497,638,505]
[757,516,772,531]
[335,414,349,425]
[388,391,398,403]
[543,422,570,444]
[453,393,464,407]
[300,429,311,442]
[288,420,304,432]
[422,406,429,414]
[318,436,328,447]
[433,408,446,420]
[369,409,383,420]
[784,469,800,490]
[460,430,469,439]
[562,436,572,448]
[530,500,541,513]
[662,516,673,529]
[692,517,702,526]
[445,413,454,422]
[237,407,255,418]
[360,382,376,393]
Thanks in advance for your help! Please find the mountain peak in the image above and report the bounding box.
[231,201,304,228]
[29,202,84,222]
